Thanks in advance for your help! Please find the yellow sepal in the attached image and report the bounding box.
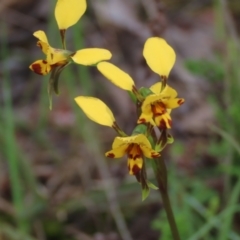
[75,96,115,127]
[55,0,87,30]
[71,48,112,65]
[97,62,135,91]
[143,37,176,78]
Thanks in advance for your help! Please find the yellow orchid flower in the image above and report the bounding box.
[105,134,160,175]
[29,30,112,75]
[30,0,112,75]
[138,83,184,129]
[143,37,176,79]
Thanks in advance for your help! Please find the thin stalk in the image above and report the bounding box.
[153,156,181,240]
[1,25,28,233]
[160,188,181,240]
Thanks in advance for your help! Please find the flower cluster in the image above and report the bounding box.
[75,38,185,199]
[30,0,184,200]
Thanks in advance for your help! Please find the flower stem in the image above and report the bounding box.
[159,186,181,240]
[153,156,181,240]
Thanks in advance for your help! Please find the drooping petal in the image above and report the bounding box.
[29,60,52,75]
[128,156,143,175]
[74,96,115,127]
[162,98,185,109]
[150,83,178,98]
[97,62,135,91]
[127,144,143,175]
[71,49,112,65]
[143,37,176,78]
[111,136,129,149]
[140,144,160,158]
[33,30,49,43]
[105,144,128,158]
[55,0,87,30]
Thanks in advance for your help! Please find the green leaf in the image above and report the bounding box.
[132,124,148,135]
[147,180,159,190]
[142,185,150,201]
[139,87,153,97]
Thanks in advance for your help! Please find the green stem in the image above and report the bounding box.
[60,29,66,49]
[153,157,181,240]
[159,187,181,240]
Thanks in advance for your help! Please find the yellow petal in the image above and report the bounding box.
[55,0,87,29]
[33,30,49,43]
[131,134,152,148]
[150,83,178,98]
[105,144,128,158]
[97,62,135,91]
[71,48,112,65]
[29,60,52,75]
[141,94,162,113]
[162,98,184,109]
[140,145,160,158]
[74,96,115,127]
[36,41,49,55]
[143,37,176,78]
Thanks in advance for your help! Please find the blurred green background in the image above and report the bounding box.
[1,0,240,239]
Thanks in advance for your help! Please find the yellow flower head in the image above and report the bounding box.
[105,134,160,175]
[29,30,112,75]
[29,31,70,75]
[143,37,176,79]
[138,83,184,129]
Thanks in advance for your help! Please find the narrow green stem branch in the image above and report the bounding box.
[159,188,181,240]
[153,156,181,240]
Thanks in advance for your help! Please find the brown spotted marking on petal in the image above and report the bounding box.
[51,53,54,60]
[151,102,166,116]
[132,164,141,175]
[31,63,44,75]
[177,99,184,105]
[159,119,167,129]
[106,153,115,158]
[138,118,146,123]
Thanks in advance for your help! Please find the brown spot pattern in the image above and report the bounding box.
[31,63,43,75]
[106,153,115,158]
[177,99,184,105]
[132,164,140,175]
